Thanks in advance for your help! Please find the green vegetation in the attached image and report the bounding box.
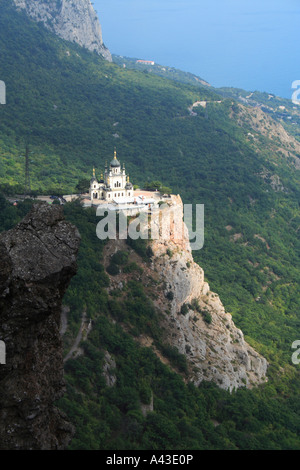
[111,250,129,266]
[113,55,209,90]
[0,0,300,450]
[0,193,35,232]
[126,237,154,261]
[189,299,212,324]
[60,202,300,450]
[144,181,172,195]
[0,1,218,193]
[180,303,189,316]
[61,201,109,345]
[166,291,174,301]
[1,196,300,450]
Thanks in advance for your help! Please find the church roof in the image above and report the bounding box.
[110,149,121,167]
[110,158,120,167]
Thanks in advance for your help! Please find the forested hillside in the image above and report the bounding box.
[1,0,300,449]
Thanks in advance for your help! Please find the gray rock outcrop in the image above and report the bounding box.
[0,203,80,449]
[12,0,112,61]
[102,351,116,388]
[151,196,268,391]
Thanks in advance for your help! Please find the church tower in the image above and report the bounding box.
[89,149,133,202]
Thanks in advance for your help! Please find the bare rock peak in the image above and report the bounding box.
[13,0,112,61]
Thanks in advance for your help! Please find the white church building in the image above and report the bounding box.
[89,150,134,203]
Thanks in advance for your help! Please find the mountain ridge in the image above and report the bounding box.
[1,1,300,449]
[12,0,112,61]
[113,54,300,143]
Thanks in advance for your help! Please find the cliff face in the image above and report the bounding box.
[0,204,80,450]
[12,0,112,61]
[150,196,268,391]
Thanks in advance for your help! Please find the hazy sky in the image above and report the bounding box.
[94,0,299,98]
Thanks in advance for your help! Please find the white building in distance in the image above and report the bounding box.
[89,150,134,203]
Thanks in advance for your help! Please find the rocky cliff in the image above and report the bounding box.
[103,196,268,392]
[12,0,112,61]
[150,196,268,391]
[0,203,80,450]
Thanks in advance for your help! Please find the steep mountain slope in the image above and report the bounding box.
[57,201,300,450]
[0,198,299,450]
[1,0,300,364]
[0,0,300,449]
[114,55,300,145]
[92,197,267,392]
[12,0,111,61]
[219,87,300,142]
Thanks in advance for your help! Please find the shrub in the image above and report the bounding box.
[180,303,189,315]
[156,343,188,374]
[166,291,174,301]
[139,385,152,405]
[204,313,212,324]
[127,238,153,260]
[111,250,129,266]
[123,262,143,274]
[190,298,201,312]
[146,246,154,259]
[106,263,119,276]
